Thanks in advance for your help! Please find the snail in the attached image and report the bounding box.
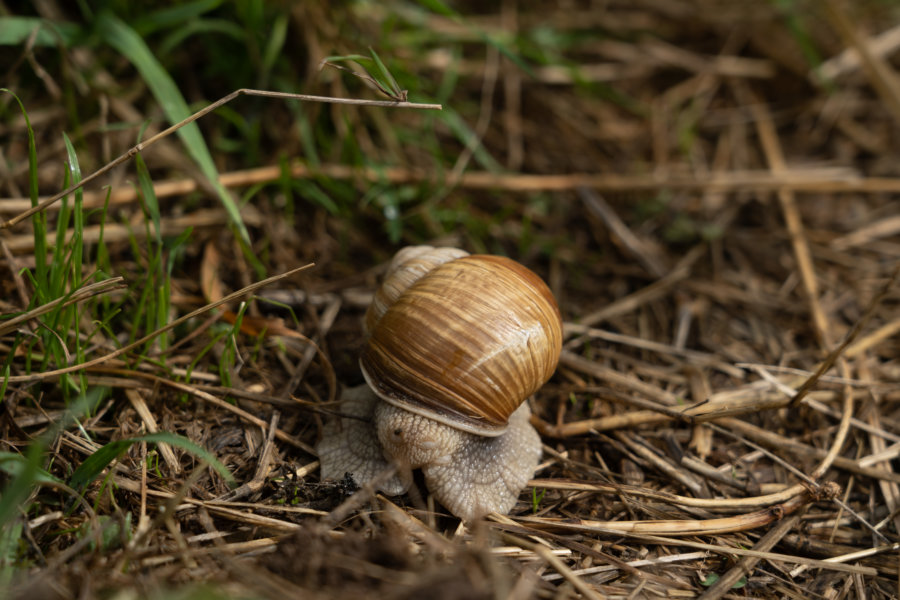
[316,246,562,521]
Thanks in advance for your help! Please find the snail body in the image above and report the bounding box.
[317,246,561,520]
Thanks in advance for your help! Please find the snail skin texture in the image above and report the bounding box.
[316,246,562,521]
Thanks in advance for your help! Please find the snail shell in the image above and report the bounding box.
[364,245,469,334]
[360,248,563,437]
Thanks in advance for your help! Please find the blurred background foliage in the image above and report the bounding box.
[3,0,568,260]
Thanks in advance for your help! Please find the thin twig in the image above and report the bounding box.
[695,510,807,600]
[14,165,900,217]
[1,89,441,228]
[788,262,900,408]
[499,532,605,600]
[0,277,126,336]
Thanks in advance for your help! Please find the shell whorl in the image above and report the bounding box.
[360,248,562,436]
[364,246,469,335]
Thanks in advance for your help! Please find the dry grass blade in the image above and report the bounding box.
[11,165,900,219]
[845,315,900,358]
[787,262,900,408]
[575,265,694,328]
[558,350,680,405]
[718,417,900,484]
[499,531,605,600]
[513,523,879,577]
[0,276,126,336]
[696,511,805,600]
[216,411,282,502]
[823,0,900,125]
[111,368,316,454]
[528,478,797,511]
[3,208,247,254]
[565,323,742,376]
[518,490,818,537]
[124,388,180,475]
[540,551,709,583]
[579,187,667,278]
[830,213,900,250]
[741,83,831,348]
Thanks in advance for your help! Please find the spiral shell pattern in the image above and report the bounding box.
[361,252,562,436]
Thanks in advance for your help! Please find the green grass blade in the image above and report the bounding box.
[415,0,456,17]
[292,180,340,215]
[50,166,72,299]
[368,47,403,98]
[158,19,245,56]
[94,12,250,244]
[1,89,47,299]
[0,16,82,46]
[0,389,109,533]
[0,520,22,590]
[415,0,533,76]
[66,152,90,394]
[321,54,371,63]
[94,188,113,276]
[68,439,133,491]
[45,169,73,391]
[0,453,62,484]
[135,153,162,245]
[0,365,9,402]
[0,441,46,531]
[261,14,288,76]
[130,0,224,35]
[69,431,235,491]
[294,116,320,167]
[439,108,504,172]
[62,132,85,289]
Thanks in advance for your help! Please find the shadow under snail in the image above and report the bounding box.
[316,246,563,521]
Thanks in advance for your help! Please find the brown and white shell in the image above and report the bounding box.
[363,245,469,334]
[360,247,562,436]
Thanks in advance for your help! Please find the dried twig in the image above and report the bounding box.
[1,89,440,229]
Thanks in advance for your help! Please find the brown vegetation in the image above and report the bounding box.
[1,1,899,598]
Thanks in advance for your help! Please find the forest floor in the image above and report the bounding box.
[1,1,899,598]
